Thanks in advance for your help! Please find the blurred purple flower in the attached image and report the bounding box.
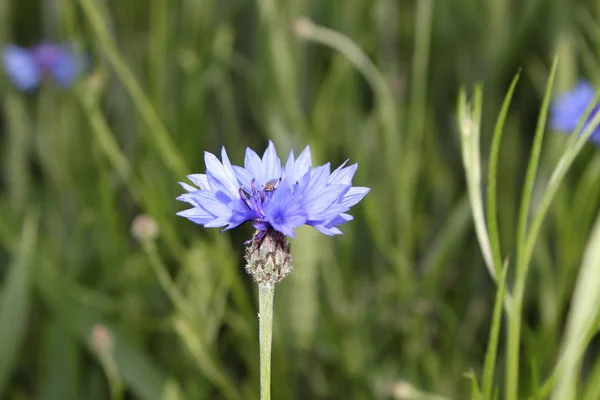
[177,141,370,239]
[2,43,85,91]
[550,81,600,145]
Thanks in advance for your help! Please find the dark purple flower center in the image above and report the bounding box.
[239,178,282,241]
[32,44,62,71]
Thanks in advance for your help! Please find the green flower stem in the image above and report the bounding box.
[259,283,275,400]
[505,56,558,400]
[98,355,124,400]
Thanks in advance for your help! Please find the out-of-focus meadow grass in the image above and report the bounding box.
[1,0,600,399]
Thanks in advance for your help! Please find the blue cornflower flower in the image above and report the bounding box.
[177,141,370,240]
[2,43,85,91]
[550,81,600,145]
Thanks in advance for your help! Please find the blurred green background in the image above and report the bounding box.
[1,0,600,399]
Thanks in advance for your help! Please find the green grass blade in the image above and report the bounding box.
[515,56,557,254]
[161,379,185,400]
[458,84,498,282]
[522,87,600,277]
[550,209,600,400]
[582,356,600,400]
[482,260,509,400]
[0,211,38,396]
[486,70,521,275]
[464,370,482,400]
[506,54,558,400]
[294,18,399,177]
[38,319,80,400]
[77,0,189,178]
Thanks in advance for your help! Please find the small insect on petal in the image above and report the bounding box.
[264,178,281,192]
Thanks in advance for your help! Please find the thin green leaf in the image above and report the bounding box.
[506,54,558,400]
[38,319,80,400]
[0,211,38,395]
[458,84,496,278]
[464,370,482,400]
[516,56,557,254]
[487,70,521,275]
[481,260,508,400]
[161,379,185,400]
[550,209,600,400]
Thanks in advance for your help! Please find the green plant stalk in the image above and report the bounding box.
[402,0,433,256]
[551,210,600,399]
[256,0,306,135]
[487,70,521,276]
[481,261,508,400]
[504,87,600,400]
[259,283,275,400]
[149,0,167,114]
[457,86,515,324]
[98,355,124,400]
[505,55,558,400]
[77,85,187,260]
[458,86,497,282]
[295,19,398,182]
[77,0,188,178]
[534,313,600,399]
[505,65,600,400]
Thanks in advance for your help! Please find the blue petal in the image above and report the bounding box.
[264,182,307,237]
[177,191,226,216]
[241,141,282,187]
[204,150,239,198]
[262,141,281,183]
[48,47,85,87]
[329,162,357,185]
[244,147,265,185]
[308,213,353,235]
[179,182,197,192]
[550,81,596,132]
[591,130,600,145]
[301,163,330,197]
[284,145,311,184]
[223,199,257,230]
[338,187,371,208]
[233,165,253,191]
[176,207,214,224]
[187,174,209,189]
[2,45,41,91]
[206,170,238,203]
[303,184,348,217]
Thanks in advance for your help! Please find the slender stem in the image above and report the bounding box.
[505,56,558,400]
[104,359,124,400]
[506,267,526,400]
[258,283,275,400]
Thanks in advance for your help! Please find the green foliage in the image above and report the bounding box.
[1,0,600,399]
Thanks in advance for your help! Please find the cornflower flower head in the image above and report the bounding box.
[2,43,85,91]
[177,141,370,284]
[550,81,600,145]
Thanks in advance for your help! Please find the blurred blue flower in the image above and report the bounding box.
[550,81,600,145]
[2,43,85,91]
[177,141,370,239]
